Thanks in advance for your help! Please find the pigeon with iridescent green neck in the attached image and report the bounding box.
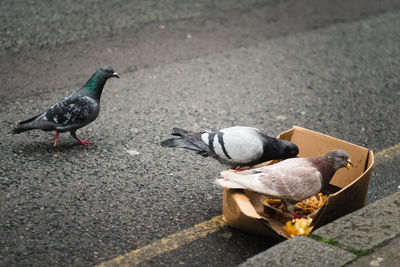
[12,66,119,147]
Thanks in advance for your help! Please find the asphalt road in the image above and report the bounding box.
[1,0,400,266]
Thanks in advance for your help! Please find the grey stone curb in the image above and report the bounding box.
[240,191,400,267]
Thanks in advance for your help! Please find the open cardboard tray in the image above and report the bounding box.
[222,126,374,240]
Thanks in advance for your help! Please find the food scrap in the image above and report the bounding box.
[283,218,314,238]
[263,193,328,238]
[295,193,328,216]
[264,198,282,207]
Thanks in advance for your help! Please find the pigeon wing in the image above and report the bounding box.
[208,126,264,165]
[257,159,323,201]
[44,94,98,129]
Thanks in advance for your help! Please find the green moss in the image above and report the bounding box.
[308,234,374,266]
[308,234,343,248]
[347,248,372,258]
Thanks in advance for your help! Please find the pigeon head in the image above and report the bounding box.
[82,66,119,99]
[99,65,120,79]
[280,140,299,159]
[315,149,353,188]
[324,150,353,171]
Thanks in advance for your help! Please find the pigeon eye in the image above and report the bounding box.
[105,69,112,73]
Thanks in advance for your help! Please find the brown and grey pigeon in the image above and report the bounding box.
[12,66,119,147]
[160,126,299,168]
[215,150,353,213]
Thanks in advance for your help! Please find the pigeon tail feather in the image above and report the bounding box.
[217,170,250,188]
[160,138,202,152]
[217,170,265,191]
[12,125,31,134]
[171,127,189,137]
[221,169,260,177]
[18,114,40,125]
[12,115,41,134]
[214,178,246,189]
[161,127,211,156]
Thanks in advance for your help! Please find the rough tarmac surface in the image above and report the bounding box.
[1,0,400,266]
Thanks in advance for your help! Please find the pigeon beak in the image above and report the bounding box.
[113,72,120,78]
[346,159,353,169]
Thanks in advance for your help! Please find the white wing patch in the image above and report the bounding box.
[219,170,282,196]
[200,132,210,144]
[219,127,264,163]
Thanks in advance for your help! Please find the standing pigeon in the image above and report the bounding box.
[215,150,353,213]
[12,66,119,147]
[160,126,299,168]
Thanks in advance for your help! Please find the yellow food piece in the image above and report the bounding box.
[264,198,282,206]
[295,193,327,214]
[283,218,314,238]
[263,193,328,218]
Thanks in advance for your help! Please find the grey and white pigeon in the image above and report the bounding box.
[160,126,299,168]
[12,66,119,147]
[215,150,353,213]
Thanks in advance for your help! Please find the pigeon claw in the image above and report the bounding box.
[51,131,60,147]
[74,139,94,146]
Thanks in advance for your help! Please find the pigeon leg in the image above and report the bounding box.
[51,130,60,147]
[70,131,93,146]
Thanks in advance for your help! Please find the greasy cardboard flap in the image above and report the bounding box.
[222,126,374,239]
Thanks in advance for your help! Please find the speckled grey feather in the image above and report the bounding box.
[12,66,119,145]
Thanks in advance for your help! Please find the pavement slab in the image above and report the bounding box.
[348,236,400,267]
[239,236,356,267]
[313,191,400,251]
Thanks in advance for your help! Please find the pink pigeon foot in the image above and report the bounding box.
[70,130,93,146]
[74,138,94,146]
[51,131,60,147]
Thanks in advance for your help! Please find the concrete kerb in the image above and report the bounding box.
[240,191,400,267]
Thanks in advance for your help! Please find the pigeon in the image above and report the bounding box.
[160,126,299,168]
[12,66,119,147]
[215,150,353,213]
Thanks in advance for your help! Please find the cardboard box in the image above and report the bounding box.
[222,126,374,240]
